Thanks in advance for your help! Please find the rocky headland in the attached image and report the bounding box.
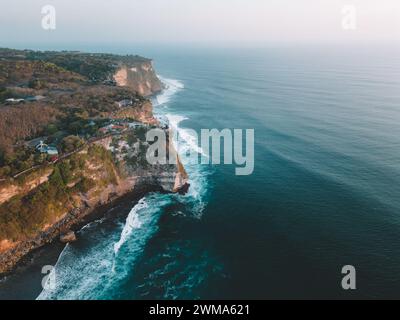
[0,48,188,274]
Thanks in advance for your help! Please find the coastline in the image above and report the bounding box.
[0,74,190,298]
[0,183,161,299]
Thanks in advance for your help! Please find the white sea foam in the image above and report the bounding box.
[167,114,210,216]
[113,76,209,257]
[153,76,184,106]
[37,195,166,300]
[152,78,210,217]
[112,75,209,261]
[113,198,148,254]
[36,229,117,300]
[167,114,208,157]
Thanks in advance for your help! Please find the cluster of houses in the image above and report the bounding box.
[116,99,133,108]
[115,98,141,108]
[97,120,143,135]
[98,123,127,135]
[35,141,59,161]
[22,118,145,163]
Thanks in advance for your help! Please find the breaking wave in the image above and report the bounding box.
[154,76,184,106]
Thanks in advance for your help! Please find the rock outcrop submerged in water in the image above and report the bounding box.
[60,231,76,243]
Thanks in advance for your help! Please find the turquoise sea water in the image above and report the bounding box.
[4,46,400,299]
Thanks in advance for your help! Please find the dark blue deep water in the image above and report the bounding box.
[6,46,400,299]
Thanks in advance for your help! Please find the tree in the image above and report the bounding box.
[61,135,84,153]
[34,153,46,165]
[59,161,72,184]
[0,148,4,167]
[77,177,95,193]
[0,165,11,178]
[49,166,65,191]
[68,121,84,135]
[28,78,47,89]
[0,87,12,101]
[45,124,58,135]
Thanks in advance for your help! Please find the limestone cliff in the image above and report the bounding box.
[0,167,52,205]
[111,101,158,125]
[0,129,188,273]
[0,49,188,275]
[0,101,189,274]
[113,60,163,96]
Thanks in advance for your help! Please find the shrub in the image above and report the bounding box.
[77,177,95,193]
[61,135,84,153]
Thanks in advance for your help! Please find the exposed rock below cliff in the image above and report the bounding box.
[60,231,76,243]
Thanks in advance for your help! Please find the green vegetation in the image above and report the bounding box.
[0,86,12,100]
[0,47,149,179]
[87,144,118,186]
[0,144,118,242]
[28,78,47,89]
[124,142,149,169]
[0,163,71,241]
[23,50,151,82]
[75,177,95,193]
[0,146,44,178]
[0,104,61,155]
[0,48,158,244]
[132,126,148,141]
[61,135,84,153]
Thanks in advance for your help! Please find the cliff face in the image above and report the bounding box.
[113,61,163,96]
[91,128,188,194]
[111,101,158,125]
[0,48,189,275]
[0,167,54,206]
[0,124,188,273]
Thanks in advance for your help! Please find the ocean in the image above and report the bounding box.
[1,45,400,299]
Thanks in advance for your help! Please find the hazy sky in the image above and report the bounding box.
[1,0,399,47]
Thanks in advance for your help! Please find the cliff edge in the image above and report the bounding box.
[113,60,164,96]
[0,48,188,274]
